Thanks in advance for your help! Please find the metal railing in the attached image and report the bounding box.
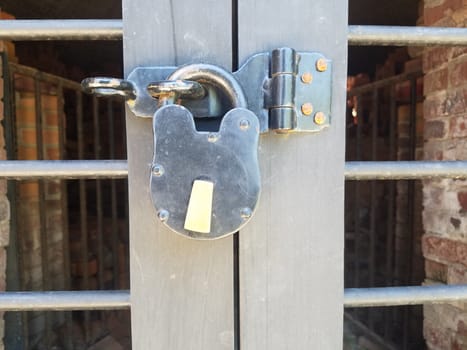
[1,159,467,180]
[4,58,129,348]
[0,20,467,46]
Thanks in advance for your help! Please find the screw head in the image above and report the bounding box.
[314,112,326,125]
[208,133,218,143]
[158,209,169,222]
[152,164,164,176]
[241,207,252,220]
[301,103,313,116]
[316,58,328,72]
[239,119,250,130]
[301,72,313,84]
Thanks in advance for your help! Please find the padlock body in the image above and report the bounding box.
[150,104,260,239]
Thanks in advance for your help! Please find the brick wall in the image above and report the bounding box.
[422,0,467,349]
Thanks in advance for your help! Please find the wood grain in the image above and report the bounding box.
[122,1,234,348]
[238,0,348,348]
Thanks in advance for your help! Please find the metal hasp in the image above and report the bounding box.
[82,47,332,134]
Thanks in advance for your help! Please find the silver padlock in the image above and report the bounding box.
[148,64,261,240]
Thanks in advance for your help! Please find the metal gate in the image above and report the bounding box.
[346,70,425,349]
[0,2,466,350]
[2,55,130,348]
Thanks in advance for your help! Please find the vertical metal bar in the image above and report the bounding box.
[121,103,129,289]
[369,89,378,331]
[92,96,105,337]
[57,83,73,350]
[12,71,29,350]
[108,100,120,290]
[3,53,25,350]
[76,91,90,343]
[402,77,418,350]
[34,75,52,349]
[369,89,378,287]
[353,95,362,288]
[93,97,104,291]
[384,85,397,340]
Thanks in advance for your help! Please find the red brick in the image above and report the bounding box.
[450,115,467,138]
[43,110,58,127]
[45,146,60,160]
[424,0,463,25]
[40,95,57,111]
[448,264,467,284]
[424,145,444,160]
[425,119,448,139]
[42,128,59,146]
[425,68,449,94]
[18,127,37,146]
[457,243,467,264]
[423,235,456,263]
[458,192,467,211]
[425,92,448,119]
[405,58,422,73]
[450,59,467,88]
[422,235,467,266]
[445,88,467,115]
[17,146,37,160]
[451,47,467,61]
[18,182,39,199]
[426,259,448,282]
[424,319,452,349]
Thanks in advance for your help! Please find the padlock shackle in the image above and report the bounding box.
[167,63,247,109]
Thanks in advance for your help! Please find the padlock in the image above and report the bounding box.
[147,64,261,240]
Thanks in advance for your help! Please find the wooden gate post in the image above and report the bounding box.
[123,0,347,348]
[123,1,234,349]
[238,1,348,349]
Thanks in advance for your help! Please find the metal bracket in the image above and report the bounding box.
[82,47,332,134]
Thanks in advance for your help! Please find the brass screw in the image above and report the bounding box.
[316,58,328,72]
[314,112,326,125]
[301,72,313,84]
[301,103,313,116]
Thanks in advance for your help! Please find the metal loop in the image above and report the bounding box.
[147,80,205,100]
[167,63,247,109]
[81,77,136,100]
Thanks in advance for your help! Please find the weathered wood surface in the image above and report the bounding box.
[122,1,234,348]
[238,0,348,348]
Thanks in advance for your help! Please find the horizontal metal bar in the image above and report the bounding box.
[2,161,467,180]
[1,21,466,47]
[348,71,423,97]
[10,62,82,90]
[5,285,467,310]
[345,285,467,307]
[345,161,467,180]
[0,160,127,179]
[0,20,122,40]
[0,290,130,311]
[348,25,467,46]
